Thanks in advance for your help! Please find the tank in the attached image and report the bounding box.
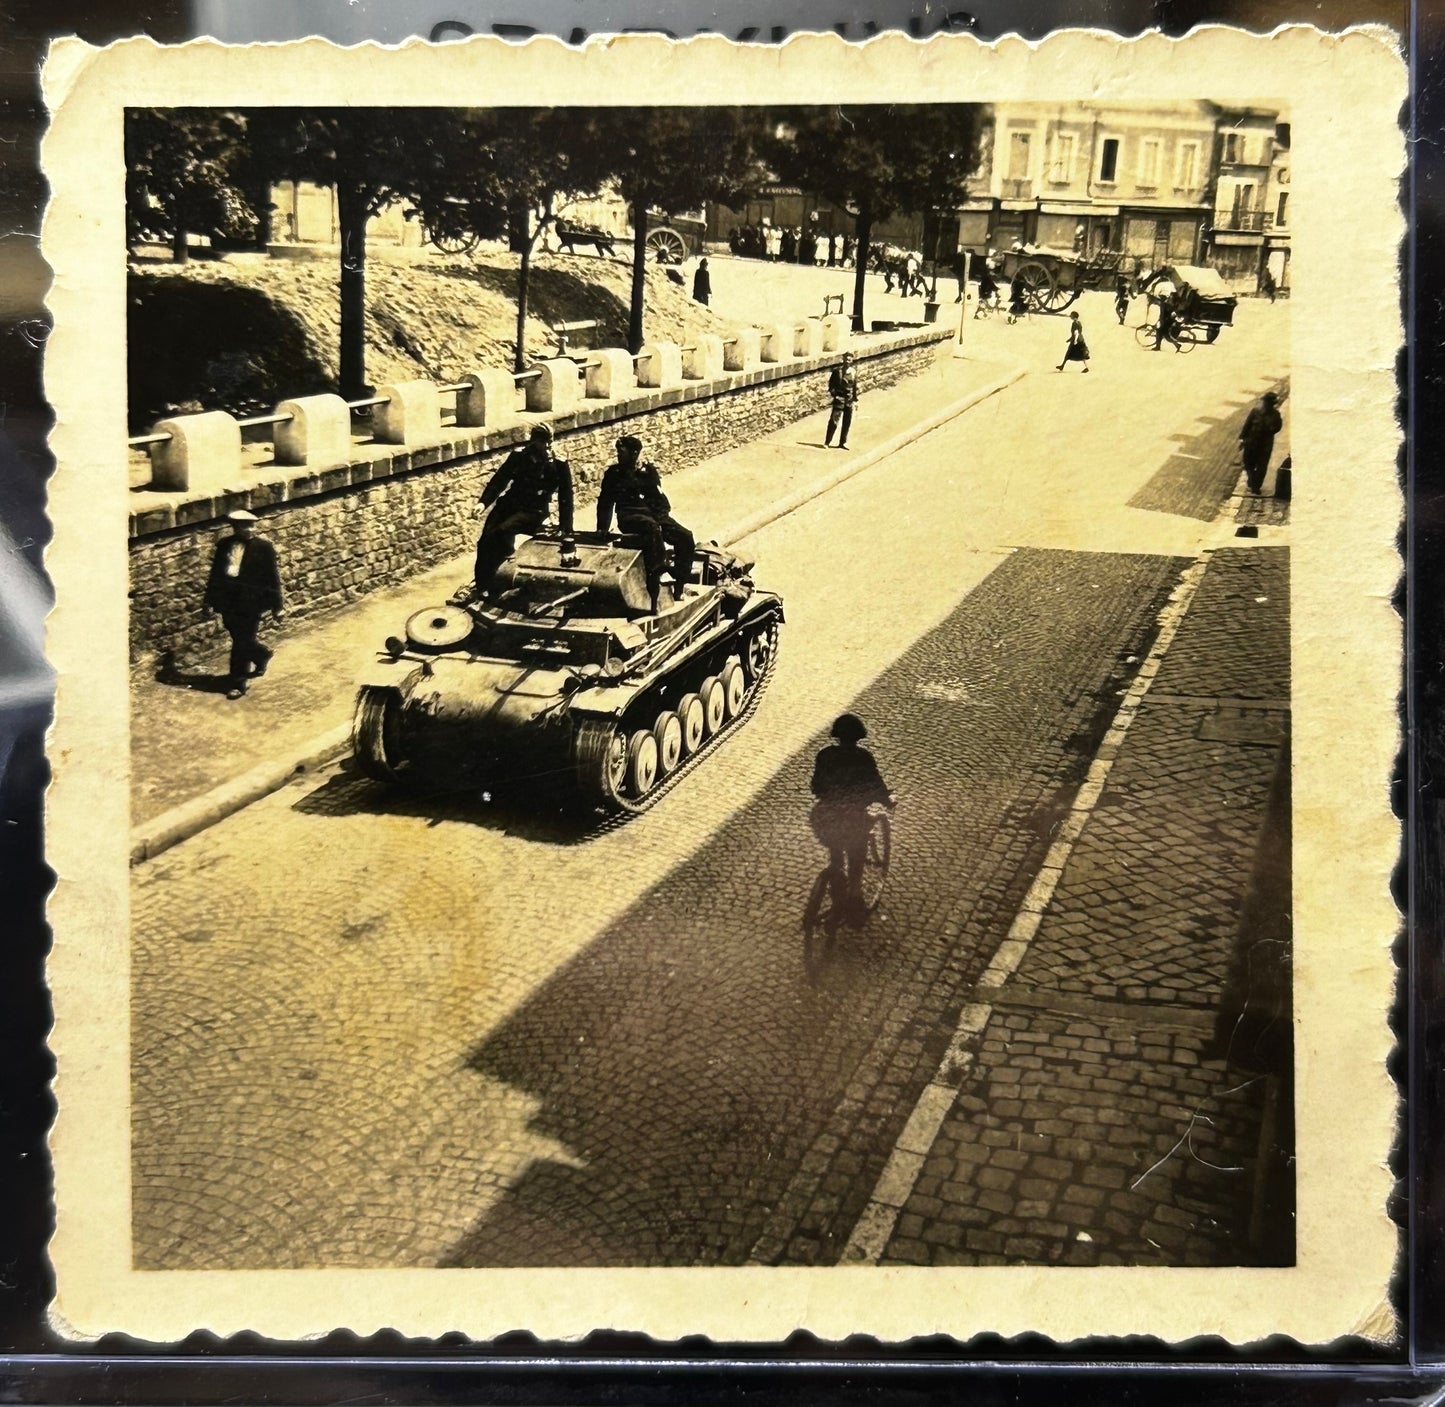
[352,530,784,813]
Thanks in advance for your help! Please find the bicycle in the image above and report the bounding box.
[802,803,893,980]
[1134,321,1197,354]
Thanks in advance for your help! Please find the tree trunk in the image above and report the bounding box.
[171,222,188,265]
[507,193,531,254]
[628,197,648,355]
[850,204,872,333]
[337,180,369,400]
[514,219,533,374]
[252,181,272,250]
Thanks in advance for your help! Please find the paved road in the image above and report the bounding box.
[131,299,1288,1268]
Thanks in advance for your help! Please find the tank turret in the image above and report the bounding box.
[352,529,783,812]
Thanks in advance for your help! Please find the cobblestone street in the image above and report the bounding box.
[129,294,1292,1271]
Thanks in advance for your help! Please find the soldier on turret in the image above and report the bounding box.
[473,422,575,592]
[596,434,696,612]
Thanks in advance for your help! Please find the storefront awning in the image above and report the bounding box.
[956,199,995,212]
[1209,232,1265,246]
[1040,202,1119,216]
[999,199,1036,211]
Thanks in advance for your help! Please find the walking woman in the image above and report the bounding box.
[1056,310,1090,372]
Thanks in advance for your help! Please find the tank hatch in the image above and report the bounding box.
[488,535,652,617]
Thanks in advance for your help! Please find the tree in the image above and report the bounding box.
[561,108,768,352]
[766,105,983,331]
[125,110,257,263]
[243,109,443,398]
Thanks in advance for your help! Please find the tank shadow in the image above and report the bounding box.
[289,757,607,846]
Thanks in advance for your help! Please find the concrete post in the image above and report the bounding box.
[793,319,824,358]
[724,327,761,370]
[636,342,684,389]
[585,348,637,400]
[757,324,788,362]
[373,381,442,445]
[820,315,851,353]
[149,411,242,492]
[457,369,520,428]
[523,358,583,414]
[682,334,725,381]
[274,394,352,467]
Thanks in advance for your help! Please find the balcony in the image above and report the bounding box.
[1001,178,1033,200]
[1212,208,1271,232]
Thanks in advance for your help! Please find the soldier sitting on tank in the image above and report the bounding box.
[473,422,575,592]
[596,434,696,613]
[810,713,894,922]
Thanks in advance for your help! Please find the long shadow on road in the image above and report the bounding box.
[439,547,1188,1269]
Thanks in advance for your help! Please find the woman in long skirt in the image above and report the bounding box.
[1057,310,1090,372]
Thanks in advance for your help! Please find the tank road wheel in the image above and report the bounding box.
[575,717,628,807]
[353,685,404,783]
[744,623,776,685]
[721,658,747,720]
[652,710,684,778]
[700,676,727,737]
[627,730,660,798]
[676,693,706,755]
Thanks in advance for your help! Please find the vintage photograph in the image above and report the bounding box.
[43,30,1401,1343]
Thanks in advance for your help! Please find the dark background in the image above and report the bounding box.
[0,0,1430,1399]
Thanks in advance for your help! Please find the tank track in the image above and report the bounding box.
[589,617,781,825]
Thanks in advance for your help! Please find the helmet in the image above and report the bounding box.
[831,712,867,743]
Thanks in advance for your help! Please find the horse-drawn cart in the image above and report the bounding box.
[998,245,1139,313]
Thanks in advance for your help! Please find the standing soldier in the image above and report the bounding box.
[1239,391,1283,494]
[473,423,575,591]
[203,509,283,700]
[692,256,712,306]
[824,351,860,450]
[596,435,696,612]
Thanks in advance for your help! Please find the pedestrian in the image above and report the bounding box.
[824,350,860,450]
[1239,391,1283,494]
[975,258,999,314]
[1007,270,1029,322]
[692,256,711,306]
[781,227,796,263]
[1260,266,1277,303]
[1114,273,1130,324]
[1152,293,1179,351]
[809,712,894,923]
[203,509,283,700]
[827,233,838,267]
[1056,311,1090,372]
[473,422,575,591]
[596,435,696,612]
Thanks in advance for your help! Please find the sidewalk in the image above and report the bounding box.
[130,345,1022,844]
[851,538,1293,1268]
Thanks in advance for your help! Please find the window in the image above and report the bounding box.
[1050,132,1075,183]
[1007,131,1032,181]
[1276,191,1289,226]
[1223,131,1245,164]
[1174,141,1199,191]
[1137,138,1161,187]
[1099,137,1119,183]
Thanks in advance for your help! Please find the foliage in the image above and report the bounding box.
[125,110,258,252]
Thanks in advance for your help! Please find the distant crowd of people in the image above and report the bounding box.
[728,223,857,268]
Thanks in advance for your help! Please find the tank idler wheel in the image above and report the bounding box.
[575,717,627,806]
[721,658,747,720]
[353,685,404,783]
[700,676,726,737]
[652,710,684,777]
[744,624,775,684]
[627,730,660,798]
[677,693,706,755]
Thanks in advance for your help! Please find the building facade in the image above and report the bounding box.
[1201,107,1282,283]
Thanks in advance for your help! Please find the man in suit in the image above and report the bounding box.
[203,509,284,700]
[1239,391,1283,494]
[473,422,575,591]
[596,434,695,613]
[824,351,860,450]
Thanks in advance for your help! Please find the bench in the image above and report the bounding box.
[552,319,601,356]
[555,221,618,257]
[821,293,845,317]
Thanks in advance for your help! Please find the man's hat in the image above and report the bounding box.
[1263,391,1278,405]
[227,509,259,523]
[616,434,643,453]
[529,423,554,442]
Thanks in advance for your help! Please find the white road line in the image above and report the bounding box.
[838,549,1213,1266]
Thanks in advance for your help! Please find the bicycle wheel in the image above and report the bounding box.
[1135,323,1159,349]
[802,867,842,979]
[1174,327,1198,354]
[857,811,892,913]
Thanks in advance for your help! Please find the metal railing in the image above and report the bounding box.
[1211,209,1271,233]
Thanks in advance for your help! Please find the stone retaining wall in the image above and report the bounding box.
[129,328,951,664]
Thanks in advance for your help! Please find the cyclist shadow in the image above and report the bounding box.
[800,807,894,987]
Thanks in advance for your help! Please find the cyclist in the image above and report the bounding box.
[810,713,894,922]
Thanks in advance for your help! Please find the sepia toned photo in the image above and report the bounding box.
[43,29,1401,1344]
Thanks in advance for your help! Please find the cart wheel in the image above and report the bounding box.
[645,227,686,264]
[431,229,480,255]
[1015,259,1054,311]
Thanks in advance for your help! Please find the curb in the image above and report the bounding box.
[129,364,1027,867]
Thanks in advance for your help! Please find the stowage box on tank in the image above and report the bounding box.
[352,530,784,812]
